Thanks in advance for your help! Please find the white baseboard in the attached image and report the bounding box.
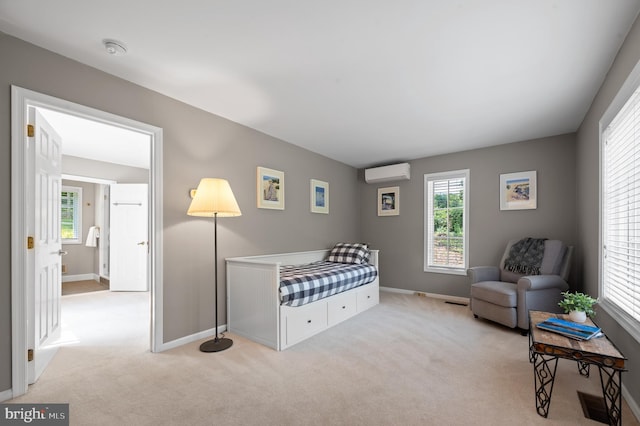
[157,325,228,352]
[380,286,469,305]
[62,273,99,283]
[623,384,640,423]
[0,388,13,402]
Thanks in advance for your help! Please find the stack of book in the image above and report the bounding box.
[536,317,603,340]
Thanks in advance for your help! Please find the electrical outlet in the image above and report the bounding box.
[414,292,426,297]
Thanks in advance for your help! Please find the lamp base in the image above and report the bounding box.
[199,337,233,353]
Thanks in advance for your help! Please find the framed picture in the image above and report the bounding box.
[500,170,537,210]
[257,167,284,210]
[378,186,399,216]
[310,179,329,214]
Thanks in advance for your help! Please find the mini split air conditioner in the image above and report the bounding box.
[364,163,411,184]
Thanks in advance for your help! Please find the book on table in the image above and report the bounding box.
[536,317,602,340]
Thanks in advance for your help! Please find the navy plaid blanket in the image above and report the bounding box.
[280,261,378,307]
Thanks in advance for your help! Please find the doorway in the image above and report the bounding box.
[10,86,164,398]
[39,107,151,293]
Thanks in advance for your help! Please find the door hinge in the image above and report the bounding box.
[27,349,34,362]
[27,236,34,250]
[27,124,34,138]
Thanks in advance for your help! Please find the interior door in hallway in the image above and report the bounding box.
[29,108,63,383]
[110,183,148,291]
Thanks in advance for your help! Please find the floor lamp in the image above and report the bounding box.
[187,178,242,352]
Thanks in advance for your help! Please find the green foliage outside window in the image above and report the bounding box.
[431,179,464,267]
[433,191,464,237]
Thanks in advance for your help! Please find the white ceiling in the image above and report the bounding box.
[2,1,640,168]
[38,108,150,169]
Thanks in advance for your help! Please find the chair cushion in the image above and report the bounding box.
[470,281,517,308]
[542,240,566,275]
[499,239,567,282]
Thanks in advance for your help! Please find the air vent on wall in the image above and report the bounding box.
[364,163,410,184]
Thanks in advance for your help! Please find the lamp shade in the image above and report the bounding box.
[187,178,242,217]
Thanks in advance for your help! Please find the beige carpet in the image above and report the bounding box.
[62,279,109,296]
[9,291,640,426]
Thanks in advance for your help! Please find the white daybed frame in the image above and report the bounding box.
[226,249,379,350]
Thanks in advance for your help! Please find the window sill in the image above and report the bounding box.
[424,266,468,276]
[62,240,82,245]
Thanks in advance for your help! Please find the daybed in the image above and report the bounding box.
[226,244,379,350]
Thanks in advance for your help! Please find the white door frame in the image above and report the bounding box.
[10,85,164,398]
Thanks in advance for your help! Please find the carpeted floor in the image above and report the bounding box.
[62,279,109,296]
[9,291,640,425]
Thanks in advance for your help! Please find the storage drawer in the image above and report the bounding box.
[357,284,379,312]
[284,301,327,346]
[327,291,357,326]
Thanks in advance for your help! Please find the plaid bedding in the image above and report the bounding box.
[279,261,378,307]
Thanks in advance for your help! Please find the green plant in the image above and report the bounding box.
[558,291,597,318]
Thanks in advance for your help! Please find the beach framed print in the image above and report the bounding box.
[500,170,536,210]
[257,167,285,210]
[310,179,329,214]
[377,186,400,216]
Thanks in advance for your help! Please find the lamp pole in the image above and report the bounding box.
[199,211,233,352]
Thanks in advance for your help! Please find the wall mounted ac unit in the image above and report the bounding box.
[364,163,411,184]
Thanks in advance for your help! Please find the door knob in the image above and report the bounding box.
[58,250,68,256]
[137,241,147,246]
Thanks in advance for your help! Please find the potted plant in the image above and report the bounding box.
[558,291,597,323]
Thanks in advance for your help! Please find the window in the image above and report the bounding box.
[424,169,469,275]
[61,185,82,244]
[601,82,640,343]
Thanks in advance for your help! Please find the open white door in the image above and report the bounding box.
[110,184,148,291]
[28,108,63,384]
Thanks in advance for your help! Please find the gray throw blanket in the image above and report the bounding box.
[504,238,547,275]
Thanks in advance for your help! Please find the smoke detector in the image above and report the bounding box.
[103,39,127,56]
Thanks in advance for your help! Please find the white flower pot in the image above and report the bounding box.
[569,310,587,323]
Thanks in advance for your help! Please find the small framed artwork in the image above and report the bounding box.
[500,170,537,210]
[310,179,329,214]
[378,186,399,216]
[257,167,285,210]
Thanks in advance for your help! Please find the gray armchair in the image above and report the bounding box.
[468,239,573,333]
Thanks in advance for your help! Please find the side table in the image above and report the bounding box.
[529,310,626,425]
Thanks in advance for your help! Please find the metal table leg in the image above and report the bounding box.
[529,331,534,363]
[599,366,623,426]
[577,360,590,377]
[533,352,558,418]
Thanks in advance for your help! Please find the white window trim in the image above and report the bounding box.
[598,58,640,345]
[424,169,470,275]
[61,185,83,245]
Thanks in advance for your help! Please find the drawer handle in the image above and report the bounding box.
[342,305,346,309]
[307,320,312,324]
[367,295,371,299]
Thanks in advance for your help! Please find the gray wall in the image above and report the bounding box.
[576,12,640,410]
[0,32,361,393]
[61,179,97,277]
[360,134,577,298]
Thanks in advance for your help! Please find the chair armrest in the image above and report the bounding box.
[517,275,569,292]
[467,266,500,283]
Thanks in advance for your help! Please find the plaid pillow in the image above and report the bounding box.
[327,243,370,264]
